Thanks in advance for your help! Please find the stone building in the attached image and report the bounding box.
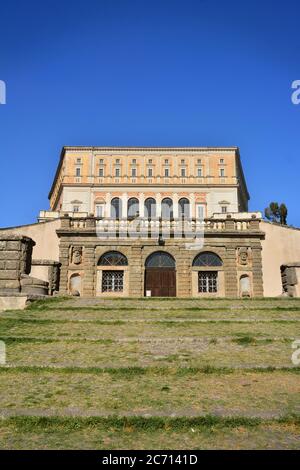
[1,146,300,300]
[42,146,262,298]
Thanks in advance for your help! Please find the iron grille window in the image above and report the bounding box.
[102,271,124,292]
[198,271,218,293]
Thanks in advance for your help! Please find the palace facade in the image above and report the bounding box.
[1,146,300,301]
[43,147,263,298]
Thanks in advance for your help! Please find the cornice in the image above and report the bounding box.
[64,146,239,154]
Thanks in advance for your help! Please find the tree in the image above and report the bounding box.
[264,202,288,225]
[279,203,288,225]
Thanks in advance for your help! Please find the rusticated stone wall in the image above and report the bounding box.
[56,215,265,298]
[0,235,35,294]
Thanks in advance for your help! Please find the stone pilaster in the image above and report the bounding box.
[224,246,238,297]
[82,246,96,297]
[58,243,69,295]
[129,245,143,297]
[176,246,192,297]
[252,246,264,297]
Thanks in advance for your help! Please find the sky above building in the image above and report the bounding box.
[0,0,299,227]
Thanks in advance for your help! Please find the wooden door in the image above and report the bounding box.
[145,268,176,297]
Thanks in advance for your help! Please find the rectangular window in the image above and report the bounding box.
[99,159,104,164]
[197,168,202,177]
[75,167,81,177]
[102,271,124,292]
[131,168,137,177]
[221,206,227,213]
[76,158,82,164]
[164,168,169,177]
[196,204,205,220]
[148,168,153,177]
[96,204,104,217]
[181,168,186,177]
[198,272,218,293]
[132,159,137,164]
[99,168,104,177]
[220,168,225,177]
[181,159,185,165]
[115,168,120,177]
[164,159,169,164]
[116,159,120,164]
[73,205,79,213]
[220,158,224,164]
[197,159,202,164]
[148,159,152,164]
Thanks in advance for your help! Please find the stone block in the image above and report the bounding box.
[5,260,19,270]
[0,279,19,289]
[0,241,6,250]
[6,241,21,250]
[0,252,19,261]
[0,271,18,280]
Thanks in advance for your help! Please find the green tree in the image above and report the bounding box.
[264,202,288,225]
[279,203,288,225]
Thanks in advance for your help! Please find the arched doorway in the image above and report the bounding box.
[161,198,173,219]
[111,197,122,219]
[178,198,190,218]
[144,251,176,297]
[127,198,139,218]
[144,197,156,219]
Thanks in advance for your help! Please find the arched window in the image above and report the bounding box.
[127,198,139,218]
[144,198,156,219]
[111,197,122,219]
[98,251,128,266]
[161,198,173,220]
[178,198,190,218]
[193,251,223,267]
[145,251,175,268]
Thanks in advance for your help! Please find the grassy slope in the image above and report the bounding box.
[0,296,300,449]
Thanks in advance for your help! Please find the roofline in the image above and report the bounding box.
[61,146,239,151]
[48,146,241,200]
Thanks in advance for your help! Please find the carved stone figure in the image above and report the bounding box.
[238,247,249,266]
[72,247,82,265]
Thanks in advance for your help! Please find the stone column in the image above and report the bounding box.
[105,192,111,218]
[156,193,162,218]
[173,193,179,218]
[121,193,128,219]
[139,193,145,218]
[190,193,195,219]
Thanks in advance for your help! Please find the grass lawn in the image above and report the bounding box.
[0,297,300,449]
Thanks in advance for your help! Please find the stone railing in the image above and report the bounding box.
[59,214,261,237]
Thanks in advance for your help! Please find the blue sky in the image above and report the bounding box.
[0,0,299,227]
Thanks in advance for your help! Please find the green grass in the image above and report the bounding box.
[1,415,300,449]
[0,296,300,449]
